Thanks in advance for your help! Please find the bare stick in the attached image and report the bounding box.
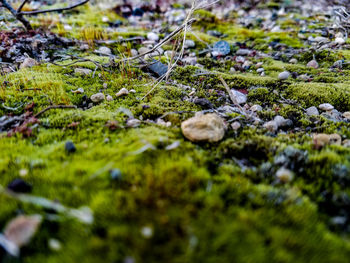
[20,0,89,15]
[34,105,77,118]
[1,0,90,30]
[17,0,30,13]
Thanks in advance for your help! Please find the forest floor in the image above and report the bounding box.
[1,0,350,262]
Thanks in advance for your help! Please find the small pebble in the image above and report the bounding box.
[250,105,263,112]
[65,141,76,153]
[289,58,298,64]
[329,134,342,145]
[110,169,122,181]
[276,168,294,183]
[48,239,62,251]
[116,88,129,97]
[335,37,345,45]
[263,121,278,132]
[313,134,330,148]
[20,58,37,69]
[307,60,319,69]
[71,88,84,94]
[106,95,113,101]
[274,115,285,127]
[97,46,112,55]
[141,226,153,238]
[7,178,32,193]
[342,112,350,120]
[74,68,92,76]
[147,32,159,41]
[306,106,319,116]
[231,121,241,130]
[319,103,334,111]
[91,93,105,103]
[278,71,290,80]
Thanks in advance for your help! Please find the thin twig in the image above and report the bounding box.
[20,0,90,15]
[34,105,77,118]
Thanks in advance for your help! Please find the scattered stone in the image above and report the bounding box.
[138,47,150,55]
[343,140,350,147]
[193,98,213,109]
[91,93,105,103]
[181,114,226,143]
[250,105,263,112]
[263,121,278,132]
[343,112,350,120]
[307,59,319,69]
[126,119,141,128]
[110,169,122,181]
[306,106,319,116]
[106,95,114,101]
[141,226,153,239]
[276,168,294,183]
[184,40,195,48]
[116,88,129,97]
[278,71,290,80]
[232,90,247,104]
[20,58,37,69]
[7,179,32,193]
[236,49,251,56]
[97,46,112,55]
[319,103,334,111]
[335,37,345,45]
[147,32,159,41]
[274,115,285,127]
[231,121,241,130]
[313,134,330,148]
[130,49,138,57]
[2,215,42,256]
[71,88,84,94]
[213,41,231,56]
[74,68,92,76]
[257,68,264,73]
[329,134,342,145]
[289,58,298,64]
[145,60,168,77]
[48,239,62,251]
[65,141,76,153]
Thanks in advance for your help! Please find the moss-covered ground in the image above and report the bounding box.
[1,1,350,262]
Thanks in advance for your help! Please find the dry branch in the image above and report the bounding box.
[0,0,90,30]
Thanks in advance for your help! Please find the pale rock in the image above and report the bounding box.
[343,112,350,120]
[181,114,226,142]
[184,40,196,48]
[307,60,319,69]
[335,37,345,45]
[263,121,278,132]
[306,106,319,116]
[116,88,129,97]
[231,90,247,104]
[20,58,37,69]
[147,32,159,41]
[276,168,294,183]
[106,95,114,101]
[274,115,285,127]
[90,93,105,103]
[313,134,330,148]
[231,121,241,130]
[278,71,290,80]
[319,103,334,111]
[97,46,112,55]
[250,105,263,112]
[74,68,92,76]
[329,134,342,145]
